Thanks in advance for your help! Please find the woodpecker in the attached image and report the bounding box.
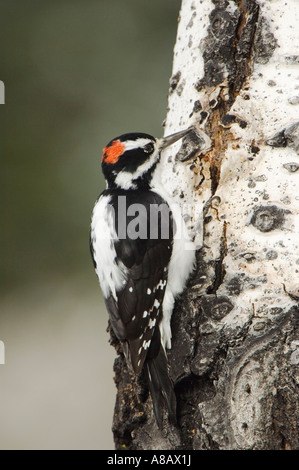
[90,129,196,427]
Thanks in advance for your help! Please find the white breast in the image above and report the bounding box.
[90,194,127,300]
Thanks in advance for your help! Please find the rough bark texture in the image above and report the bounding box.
[112,0,299,450]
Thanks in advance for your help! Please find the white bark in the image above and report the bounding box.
[113,0,299,449]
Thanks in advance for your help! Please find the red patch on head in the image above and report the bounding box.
[102,140,125,164]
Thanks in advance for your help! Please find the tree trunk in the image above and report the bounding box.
[112,0,299,450]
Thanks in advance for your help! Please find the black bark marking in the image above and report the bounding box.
[175,128,210,162]
[169,71,181,94]
[198,0,261,108]
[250,205,288,233]
[266,122,299,155]
[253,14,278,64]
[283,163,299,173]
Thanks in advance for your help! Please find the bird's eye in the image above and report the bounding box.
[144,142,154,154]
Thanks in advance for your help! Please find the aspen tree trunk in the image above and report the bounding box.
[112,0,299,450]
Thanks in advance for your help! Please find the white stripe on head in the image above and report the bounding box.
[123,138,152,152]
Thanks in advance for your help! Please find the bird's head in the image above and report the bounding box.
[101,129,190,190]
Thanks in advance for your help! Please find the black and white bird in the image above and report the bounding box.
[90,129,195,427]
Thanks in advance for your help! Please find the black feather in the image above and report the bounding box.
[146,329,177,428]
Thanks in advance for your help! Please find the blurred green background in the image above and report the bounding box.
[0,0,180,449]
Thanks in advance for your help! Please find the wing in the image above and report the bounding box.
[104,190,173,374]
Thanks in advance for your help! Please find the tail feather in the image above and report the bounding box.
[145,345,177,428]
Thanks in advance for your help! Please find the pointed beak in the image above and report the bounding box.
[159,128,191,150]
